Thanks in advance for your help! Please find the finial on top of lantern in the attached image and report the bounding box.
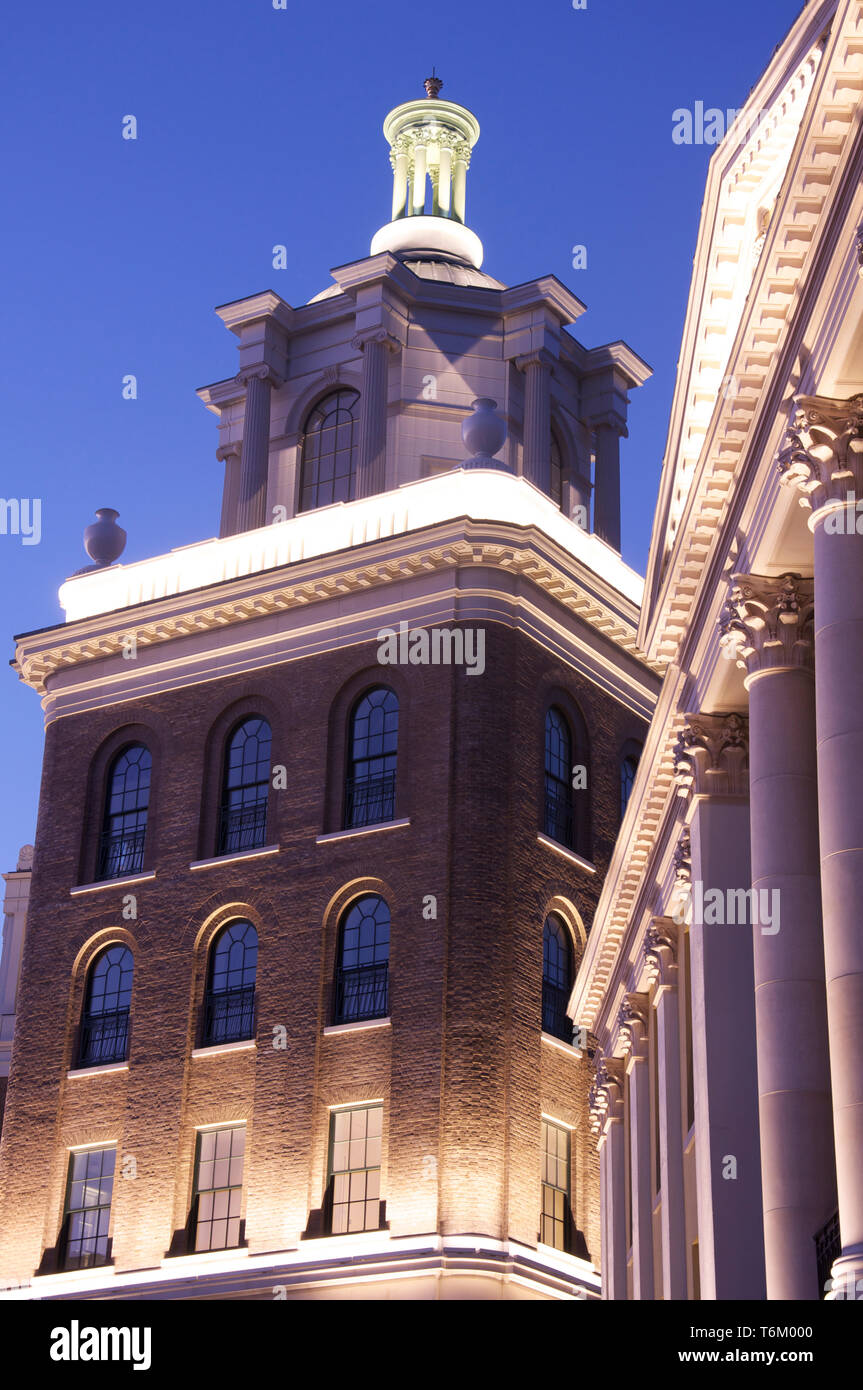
[424,70,443,99]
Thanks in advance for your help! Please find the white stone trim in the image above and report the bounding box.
[67,1061,129,1079]
[191,1040,256,1059]
[541,1032,584,1059]
[323,1018,392,1037]
[316,820,409,844]
[70,870,156,896]
[536,834,596,873]
[190,845,279,870]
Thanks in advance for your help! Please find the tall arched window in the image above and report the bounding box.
[334,895,390,1024]
[542,915,573,1044]
[298,389,360,512]
[79,945,133,1066]
[544,707,573,849]
[202,921,258,1047]
[219,718,272,855]
[345,687,398,829]
[99,745,151,880]
[620,743,642,819]
[550,429,563,509]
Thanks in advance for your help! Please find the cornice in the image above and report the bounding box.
[642,1,862,664]
[14,518,658,703]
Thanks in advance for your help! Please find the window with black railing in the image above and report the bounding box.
[542,914,573,1044]
[218,718,271,855]
[98,745,151,880]
[78,944,133,1067]
[334,896,390,1024]
[344,688,398,830]
[544,707,573,849]
[202,921,258,1047]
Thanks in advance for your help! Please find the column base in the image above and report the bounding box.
[826,1249,863,1300]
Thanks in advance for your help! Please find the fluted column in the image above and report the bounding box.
[618,996,653,1300]
[516,350,554,493]
[592,418,623,551]
[673,712,766,1298]
[236,366,278,533]
[590,1058,626,1299]
[779,394,863,1293]
[645,919,687,1300]
[216,441,243,538]
[352,330,400,498]
[720,571,836,1299]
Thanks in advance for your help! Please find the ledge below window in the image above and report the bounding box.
[190,845,279,871]
[536,834,596,873]
[67,1061,129,1079]
[191,1039,257,1059]
[316,819,410,845]
[323,1017,392,1037]
[541,1031,583,1060]
[71,870,156,896]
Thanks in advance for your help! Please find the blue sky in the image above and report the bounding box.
[0,0,802,875]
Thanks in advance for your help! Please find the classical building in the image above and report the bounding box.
[575,0,863,1301]
[0,79,655,1299]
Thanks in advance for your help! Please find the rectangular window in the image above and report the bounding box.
[62,1146,116,1270]
[540,1119,570,1252]
[193,1125,245,1252]
[327,1105,382,1235]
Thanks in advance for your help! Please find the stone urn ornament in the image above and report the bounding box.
[83,508,127,567]
[460,398,510,469]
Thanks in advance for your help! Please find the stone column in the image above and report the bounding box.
[645,918,687,1300]
[590,1057,626,1299]
[673,712,766,1299]
[592,418,623,551]
[720,571,836,1299]
[352,329,399,498]
[618,995,654,1300]
[236,366,278,533]
[216,442,243,538]
[779,393,863,1295]
[516,350,554,493]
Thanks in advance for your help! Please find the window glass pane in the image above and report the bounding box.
[193,1125,245,1253]
[328,1106,383,1236]
[299,390,360,513]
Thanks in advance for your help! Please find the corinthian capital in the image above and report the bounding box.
[777,392,863,512]
[589,1054,624,1133]
[673,711,748,799]
[718,572,814,675]
[644,917,679,990]
[351,328,401,355]
[615,993,649,1057]
[236,364,283,390]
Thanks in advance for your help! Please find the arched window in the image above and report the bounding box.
[299,389,360,512]
[334,895,390,1024]
[202,921,258,1046]
[620,744,642,819]
[544,707,573,849]
[345,687,398,829]
[99,745,151,880]
[79,945,133,1066]
[219,718,272,855]
[550,429,563,509]
[542,915,573,1044]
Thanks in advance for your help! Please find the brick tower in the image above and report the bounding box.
[0,79,657,1300]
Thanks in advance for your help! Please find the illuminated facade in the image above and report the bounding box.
[577,0,863,1302]
[0,80,655,1300]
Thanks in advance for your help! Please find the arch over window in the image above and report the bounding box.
[334,894,390,1024]
[79,944,133,1066]
[99,745,151,880]
[299,389,360,512]
[542,914,573,1044]
[345,687,398,829]
[219,718,272,855]
[203,920,258,1046]
[620,742,643,819]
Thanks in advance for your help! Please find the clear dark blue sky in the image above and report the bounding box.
[0,0,802,874]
